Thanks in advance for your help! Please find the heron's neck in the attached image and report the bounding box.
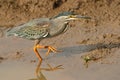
[49,19,69,36]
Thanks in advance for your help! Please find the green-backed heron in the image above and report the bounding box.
[7,12,91,62]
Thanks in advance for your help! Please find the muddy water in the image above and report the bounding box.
[0,29,120,80]
[0,61,35,80]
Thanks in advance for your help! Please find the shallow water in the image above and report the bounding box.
[0,30,120,80]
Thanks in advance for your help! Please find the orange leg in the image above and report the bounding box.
[40,64,63,71]
[33,45,43,62]
[33,44,58,62]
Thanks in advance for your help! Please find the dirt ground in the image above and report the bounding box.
[0,0,120,80]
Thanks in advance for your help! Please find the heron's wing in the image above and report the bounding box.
[7,22,51,40]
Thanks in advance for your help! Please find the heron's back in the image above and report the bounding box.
[6,18,50,40]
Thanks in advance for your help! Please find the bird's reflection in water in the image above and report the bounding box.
[29,61,63,80]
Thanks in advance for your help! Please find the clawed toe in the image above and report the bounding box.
[45,46,61,56]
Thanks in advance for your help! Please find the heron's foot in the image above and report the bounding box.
[41,64,63,71]
[45,46,61,56]
[33,44,62,60]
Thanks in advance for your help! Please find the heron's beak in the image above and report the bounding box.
[76,15,91,19]
[68,15,91,20]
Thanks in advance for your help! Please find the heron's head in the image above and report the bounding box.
[51,12,91,22]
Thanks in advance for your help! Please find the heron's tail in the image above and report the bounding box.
[6,27,15,36]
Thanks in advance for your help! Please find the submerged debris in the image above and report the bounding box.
[0,56,5,63]
[82,55,102,68]
[0,56,4,60]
